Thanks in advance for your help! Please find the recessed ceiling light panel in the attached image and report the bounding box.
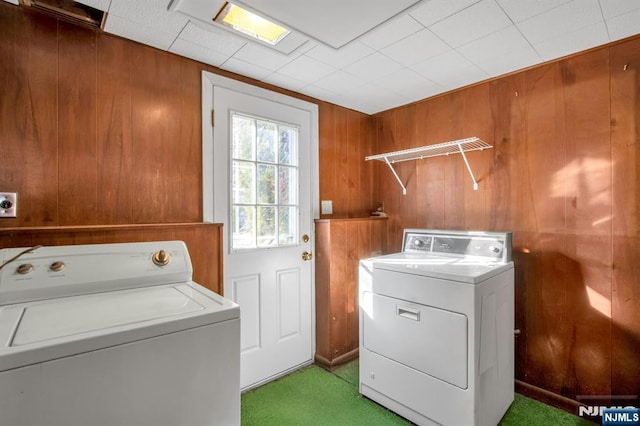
[214,2,290,45]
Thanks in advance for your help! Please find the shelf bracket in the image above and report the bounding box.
[383,157,407,195]
[457,143,479,190]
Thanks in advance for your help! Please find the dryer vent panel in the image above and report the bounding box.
[19,0,106,29]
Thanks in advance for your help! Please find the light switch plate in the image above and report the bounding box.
[0,192,17,218]
[321,200,333,215]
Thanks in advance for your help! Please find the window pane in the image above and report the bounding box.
[232,115,255,161]
[232,160,255,204]
[278,166,297,205]
[257,121,277,163]
[232,206,255,249]
[257,206,276,247]
[279,206,297,245]
[257,164,276,204]
[279,126,297,166]
[230,112,299,251]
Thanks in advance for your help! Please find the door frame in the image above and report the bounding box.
[201,71,319,382]
[202,71,320,226]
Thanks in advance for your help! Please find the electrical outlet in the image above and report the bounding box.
[0,193,17,218]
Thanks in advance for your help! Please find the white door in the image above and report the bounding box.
[202,72,318,390]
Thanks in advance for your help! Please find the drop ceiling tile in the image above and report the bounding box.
[457,25,541,76]
[170,38,231,67]
[262,72,309,92]
[312,71,366,94]
[239,0,421,49]
[411,50,489,91]
[359,14,424,50]
[370,67,440,99]
[533,21,609,60]
[402,84,446,105]
[469,46,541,77]
[178,22,246,57]
[599,0,640,19]
[373,89,414,108]
[108,0,188,37]
[298,84,341,102]
[276,55,337,84]
[221,57,272,80]
[495,0,573,23]
[381,29,451,67]
[304,42,375,69]
[76,0,111,11]
[343,52,406,83]
[334,84,407,114]
[516,0,603,45]
[606,8,640,41]
[105,14,177,51]
[410,0,481,27]
[429,0,513,48]
[232,42,300,72]
[296,41,318,54]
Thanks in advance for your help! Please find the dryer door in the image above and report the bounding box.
[362,292,468,389]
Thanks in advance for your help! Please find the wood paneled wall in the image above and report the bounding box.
[319,104,376,218]
[0,3,372,228]
[372,38,640,407]
[0,3,372,299]
[315,217,387,367]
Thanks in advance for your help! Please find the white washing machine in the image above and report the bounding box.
[359,229,514,426]
[0,241,240,426]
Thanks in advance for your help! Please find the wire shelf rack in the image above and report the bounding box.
[365,137,493,194]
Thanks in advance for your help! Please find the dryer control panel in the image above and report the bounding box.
[402,229,512,262]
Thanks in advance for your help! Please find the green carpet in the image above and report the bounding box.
[241,364,409,425]
[241,359,593,425]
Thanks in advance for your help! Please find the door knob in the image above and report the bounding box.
[302,251,313,261]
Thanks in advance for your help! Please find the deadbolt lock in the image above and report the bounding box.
[302,251,313,261]
[302,234,310,243]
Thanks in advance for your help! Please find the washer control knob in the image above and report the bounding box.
[50,261,65,272]
[489,245,501,253]
[152,250,171,266]
[17,263,33,275]
[414,239,425,247]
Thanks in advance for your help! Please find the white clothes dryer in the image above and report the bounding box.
[359,229,514,426]
[0,241,240,426]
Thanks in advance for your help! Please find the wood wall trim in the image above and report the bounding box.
[0,223,222,234]
[315,217,388,224]
[515,380,583,415]
[315,348,359,370]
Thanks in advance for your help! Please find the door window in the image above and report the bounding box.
[231,112,299,250]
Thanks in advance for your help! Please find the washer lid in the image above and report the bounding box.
[0,282,239,372]
[12,286,203,346]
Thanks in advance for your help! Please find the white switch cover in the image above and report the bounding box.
[321,200,333,215]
